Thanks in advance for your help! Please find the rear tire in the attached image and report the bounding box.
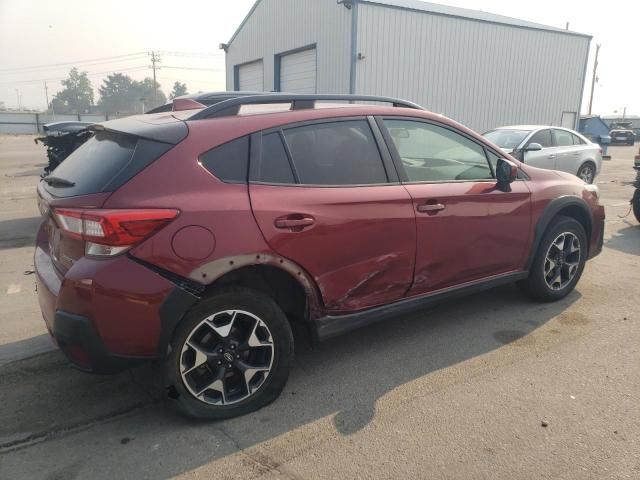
[577,163,596,184]
[520,216,587,302]
[163,287,294,420]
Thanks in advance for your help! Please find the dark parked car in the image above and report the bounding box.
[609,128,636,145]
[35,94,605,419]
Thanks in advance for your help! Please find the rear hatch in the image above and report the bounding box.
[38,114,187,274]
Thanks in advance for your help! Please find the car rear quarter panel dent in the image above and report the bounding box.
[188,254,324,319]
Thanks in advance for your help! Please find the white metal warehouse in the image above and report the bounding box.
[222,0,591,133]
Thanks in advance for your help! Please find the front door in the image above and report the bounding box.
[380,118,532,295]
[249,118,416,312]
[522,128,556,170]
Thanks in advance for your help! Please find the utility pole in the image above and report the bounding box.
[588,43,600,115]
[15,89,20,111]
[44,81,49,111]
[149,51,161,106]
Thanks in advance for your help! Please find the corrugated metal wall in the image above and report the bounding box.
[226,0,351,94]
[355,3,590,132]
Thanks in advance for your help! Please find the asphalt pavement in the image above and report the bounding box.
[0,135,638,479]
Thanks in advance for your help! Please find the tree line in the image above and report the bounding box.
[48,67,189,115]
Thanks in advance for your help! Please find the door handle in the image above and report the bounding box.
[548,154,556,159]
[417,203,446,213]
[274,215,315,230]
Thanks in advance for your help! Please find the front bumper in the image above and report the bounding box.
[588,205,605,259]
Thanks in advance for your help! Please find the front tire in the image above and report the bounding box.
[520,216,587,302]
[633,190,640,223]
[164,287,294,420]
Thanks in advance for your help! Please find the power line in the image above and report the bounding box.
[162,65,224,72]
[1,55,148,76]
[0,52,148,73]
[160,51,224,58]
[0,66,149,85]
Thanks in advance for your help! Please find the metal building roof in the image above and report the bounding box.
[361,0,591,37]
[226,0,591,47]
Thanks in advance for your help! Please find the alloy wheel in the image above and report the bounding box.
[180,309,274,406]
[578,165,594,183]
[543,232,581,291]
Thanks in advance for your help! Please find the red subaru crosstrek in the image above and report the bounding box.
[35,94,605,419]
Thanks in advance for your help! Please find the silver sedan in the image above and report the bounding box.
[483,125,602,184]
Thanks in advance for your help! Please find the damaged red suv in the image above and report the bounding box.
[35,94,605,419]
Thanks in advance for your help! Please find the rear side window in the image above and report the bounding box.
[200,136,249,183]
[571,133,585,145]
[46,131,172,198]
[257,133,295,184]
[282,120,387,185]
[528,129,553,148]
[554,129,573,147]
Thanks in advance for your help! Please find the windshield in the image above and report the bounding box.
[483,129,531,149]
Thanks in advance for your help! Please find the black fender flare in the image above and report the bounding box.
[525,196,593,271]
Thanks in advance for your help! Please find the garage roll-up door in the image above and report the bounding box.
[236,60,264,91]
[279,48,317,94]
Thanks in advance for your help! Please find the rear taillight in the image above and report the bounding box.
[53,208,179,256]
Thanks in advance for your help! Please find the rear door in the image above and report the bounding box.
[522,128,556,170]
[379,118,531,294]
[551,128,579,175]
[249,118,416,313]
[555,131,590,175]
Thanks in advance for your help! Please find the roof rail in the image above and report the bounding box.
[188,94,424,120]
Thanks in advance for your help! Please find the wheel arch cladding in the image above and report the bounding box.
[526,196,592,270]
[189,253,324,323]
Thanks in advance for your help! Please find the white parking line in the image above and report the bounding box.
[7,284,21,294]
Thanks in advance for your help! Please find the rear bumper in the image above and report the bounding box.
[35,223,198,373]
[52,310,145,373]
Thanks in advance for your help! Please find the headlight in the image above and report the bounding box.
[584,184,600,199]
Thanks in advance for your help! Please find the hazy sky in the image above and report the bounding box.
[1,0,638,115]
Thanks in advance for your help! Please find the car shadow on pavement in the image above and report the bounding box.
[605,223,640,256]
[0,284,582,477]
[0,216,41,250]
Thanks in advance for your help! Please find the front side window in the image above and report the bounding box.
[528,129,554,148]
[282,120,387,185]
[554,129,573,147]
[483,129,530,150]
[384,120,493,182]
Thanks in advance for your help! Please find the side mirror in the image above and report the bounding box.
[496,158,518,192]
[525,142,543,152]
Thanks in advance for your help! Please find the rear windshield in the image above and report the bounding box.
[44,131,172,197]
[483,129,531,149]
